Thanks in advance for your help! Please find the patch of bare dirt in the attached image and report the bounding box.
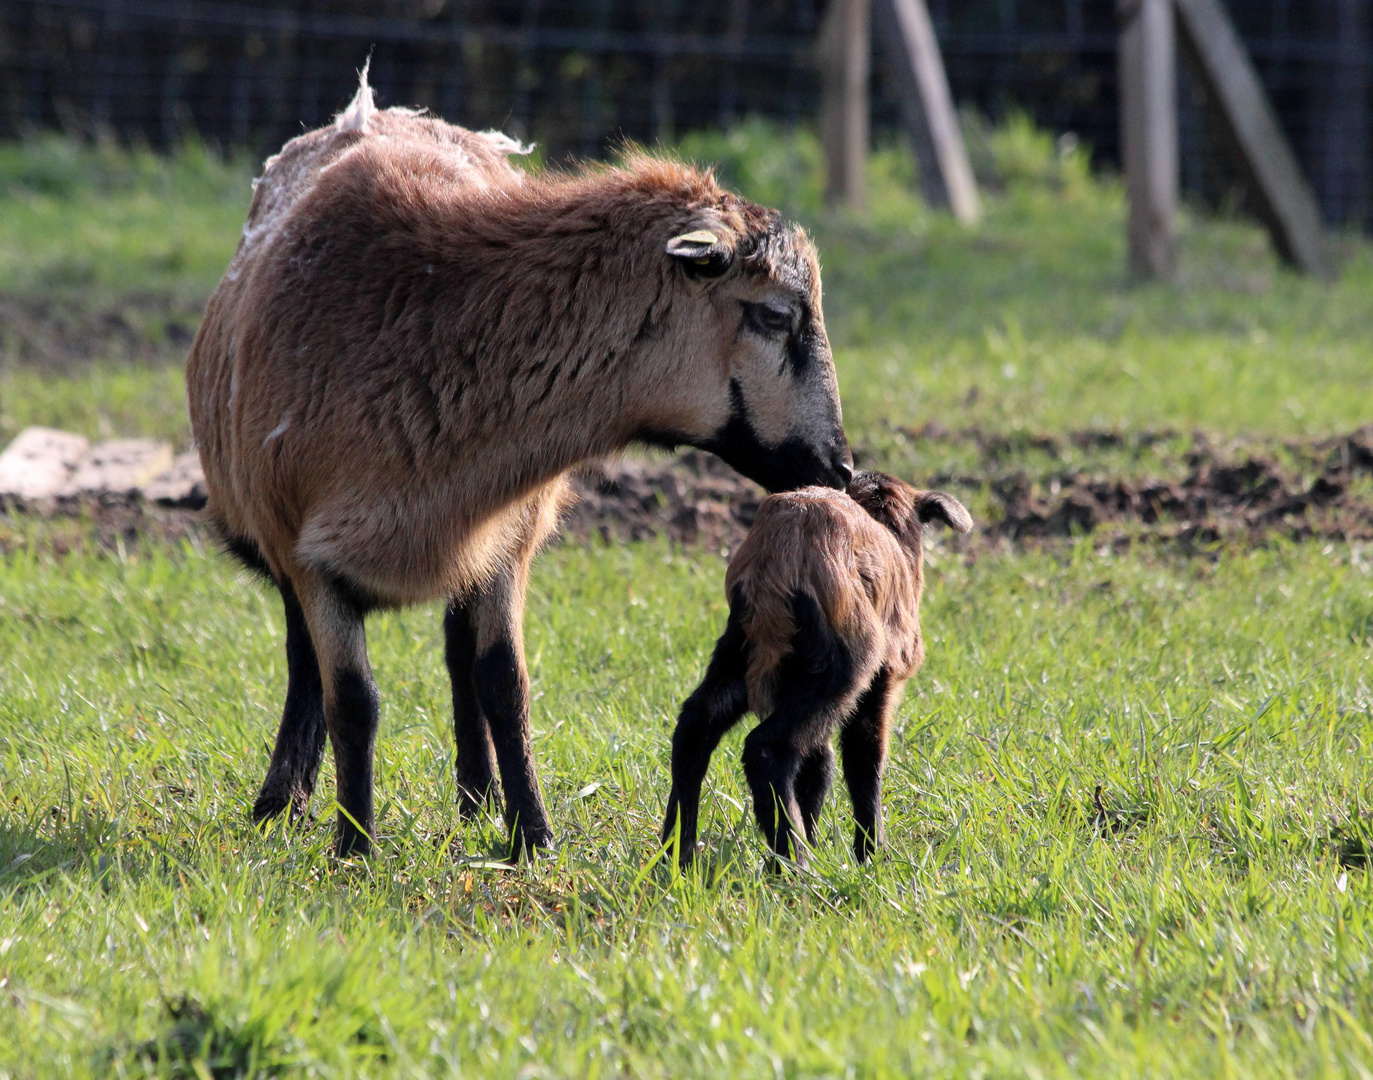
[903,423,1373,547]
[6,429,1373,558]
[563,451,765,552]
[0,294,201,369]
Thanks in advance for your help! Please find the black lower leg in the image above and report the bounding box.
[741,731,806,865]
[253,580,327,825]
[840,670,895,863]
[473,639,552,858]
[660,613,750,865]
[794,745,836,847]
[329,666,381,857]
[741,591,858,867]
[445,601,499,817]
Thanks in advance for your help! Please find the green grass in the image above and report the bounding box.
[2,538,1373,1076]
[0,364,192,451]
[4,122,1373,1076]
[0,135,252,302]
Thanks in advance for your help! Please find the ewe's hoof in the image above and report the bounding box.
[251,792,293,826]
[251,788,312,828]
[454,785,500,822]
[509,825,557,861]
[334,830,374,860]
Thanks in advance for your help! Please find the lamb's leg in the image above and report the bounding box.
[660,611,750,867]
[741,591,861,869]
[252,578,328,826]
[444,598,501,818]
[471,561,553,859]
[741,718,810,866]
[794,745,836,847]
[295,573,380,858]
[839,669,902,863]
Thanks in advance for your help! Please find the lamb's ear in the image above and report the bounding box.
[666,229,734,278]
[913,491,973,533]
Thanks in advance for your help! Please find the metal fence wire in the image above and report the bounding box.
[0,0,1368,227]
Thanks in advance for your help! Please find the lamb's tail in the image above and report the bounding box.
[335,58,375,133]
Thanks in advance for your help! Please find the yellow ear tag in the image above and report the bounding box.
[677,230,719,245]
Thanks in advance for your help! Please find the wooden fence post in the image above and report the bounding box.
[874,0,981,223]
[1175,0,1330,277]
[820,0,871,209]
[1118,0,1178,279]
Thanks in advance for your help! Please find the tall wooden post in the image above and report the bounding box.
[875,0,981,223]
[1118,0,1178,279]
[820,0,871,209]
[1175,0,1330,276]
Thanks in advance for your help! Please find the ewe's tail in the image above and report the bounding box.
[335,58,375,133]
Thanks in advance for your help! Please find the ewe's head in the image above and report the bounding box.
[634,166,851,493]
[847,471,973,548]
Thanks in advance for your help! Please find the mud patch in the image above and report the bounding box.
[0,293,201,369]
[902,423,1373,546]
[6,429,1373,558]
[0,452,769,559]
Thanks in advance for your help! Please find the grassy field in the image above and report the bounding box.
[2,123,1373,1077]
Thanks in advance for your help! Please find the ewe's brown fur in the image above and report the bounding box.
[662,472,971,868]
[187,75,850,858]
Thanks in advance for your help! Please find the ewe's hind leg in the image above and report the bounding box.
[839,669,902,863]
[444,598,501,818]
[794,746,836,847]
[295,575,380,857]
[660,610,750,867]
[741,592,869,868]
[470,560,553,858]
[252,579,328,826]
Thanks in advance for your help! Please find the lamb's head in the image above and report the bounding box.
[848,471,974,550]
[639,192,851,494]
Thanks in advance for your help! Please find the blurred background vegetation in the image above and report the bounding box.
[2,113,1371,463]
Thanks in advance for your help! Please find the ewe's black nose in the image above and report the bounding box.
[833,453,854,486]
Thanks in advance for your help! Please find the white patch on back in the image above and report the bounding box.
[478,130,534,156]
[334,59,376,133]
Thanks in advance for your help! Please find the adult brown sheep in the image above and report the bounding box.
[660,472,971,869]
[187,70,852,858]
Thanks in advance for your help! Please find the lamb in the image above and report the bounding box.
[186,69,852,858]
[660,471,972,868]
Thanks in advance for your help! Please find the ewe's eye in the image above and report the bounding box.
[741,301,794,338]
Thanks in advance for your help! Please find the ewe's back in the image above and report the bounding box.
[226,99,527,288]
[186,80,537,597]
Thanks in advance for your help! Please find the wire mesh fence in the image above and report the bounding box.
[0,0,1368,226]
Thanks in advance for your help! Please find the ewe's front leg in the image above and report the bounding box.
[296,574,380,858]
[470,563,554,858]
[444,598,501,818]
[252,578,328,826]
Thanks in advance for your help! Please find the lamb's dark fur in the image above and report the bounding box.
[661,471,972,868]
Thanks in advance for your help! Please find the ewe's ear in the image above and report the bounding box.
[666,229,734,278]
[913,491,973,533]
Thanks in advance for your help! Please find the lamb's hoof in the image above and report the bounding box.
[663,839,701,871]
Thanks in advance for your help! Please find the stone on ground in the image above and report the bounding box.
[0,427,91,502]
[59,439,175,499]
[143,450,208,509]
